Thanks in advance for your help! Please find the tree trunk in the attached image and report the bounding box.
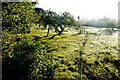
[58,25,64,35]
[46,26,51,36]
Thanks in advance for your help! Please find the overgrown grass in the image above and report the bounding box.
[28,26,119,79]
[3,26,119,79]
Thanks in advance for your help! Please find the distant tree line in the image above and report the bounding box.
[80,17,118,29]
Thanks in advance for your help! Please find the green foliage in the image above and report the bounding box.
[61,12,77,26]
[2,2,39,34]
[2,33,54,80]
[34,9,78,36]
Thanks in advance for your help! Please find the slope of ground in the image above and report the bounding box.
[18,26,119,79]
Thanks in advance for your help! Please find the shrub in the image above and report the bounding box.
[2,37,54,80]
[2,2,39,34]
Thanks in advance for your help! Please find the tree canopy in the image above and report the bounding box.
[2,2,39,34]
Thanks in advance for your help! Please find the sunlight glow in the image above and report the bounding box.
[35,0,119,20]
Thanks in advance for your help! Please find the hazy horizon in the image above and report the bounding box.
[34,0,119,20]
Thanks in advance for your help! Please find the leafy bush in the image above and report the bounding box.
[2,2,39,34]
[2,36,54,80]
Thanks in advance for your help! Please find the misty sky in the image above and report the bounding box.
[34,0,119,20]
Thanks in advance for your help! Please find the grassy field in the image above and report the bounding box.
[6,26,119,79]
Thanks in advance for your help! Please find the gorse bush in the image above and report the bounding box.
[2,37,54,80]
